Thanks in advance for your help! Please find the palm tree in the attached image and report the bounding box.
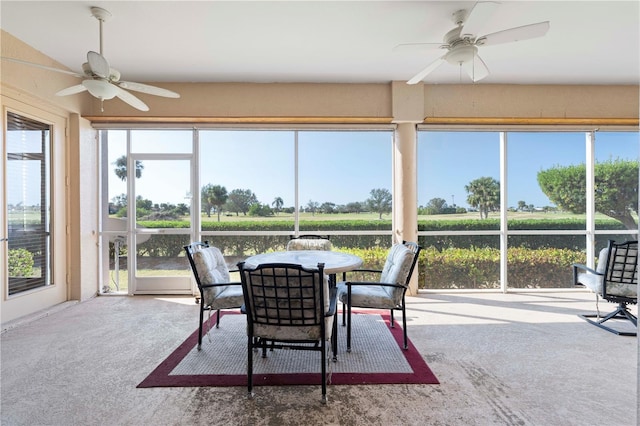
[272,196,284,215]
[201,184,228,221]
[465,177,500,219]
[113,155,143,181]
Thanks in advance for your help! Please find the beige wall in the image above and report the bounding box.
[1,29,638,324]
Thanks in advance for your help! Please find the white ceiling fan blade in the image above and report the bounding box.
[117,81,180,98]
[461,1,500,37]
[462,54,490,82]
[478,21,550,46]
[1,57,84,78]
[407,56,446,85]
[392,43,442,53]
[87,51,110,78]
[113,86,149,111]
[55,84,88,97]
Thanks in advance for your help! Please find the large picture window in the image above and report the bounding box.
[417,129,638,290]
[100,127,393,294]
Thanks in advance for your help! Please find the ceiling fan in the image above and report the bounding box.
[397,1,550,84]
[2,6,180,111]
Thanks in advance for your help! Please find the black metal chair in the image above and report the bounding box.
[184,242,245,350]
[286,234,332,251]
[238,261,338,404]
[337,240,421,351]
[573,239,638,336]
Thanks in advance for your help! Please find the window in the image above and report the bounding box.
[100,127,394,293]
[417,128,639,290]
[6,112,51,295]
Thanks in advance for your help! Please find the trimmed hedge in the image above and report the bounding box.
[126,217,626,289]
[418,247,585,289]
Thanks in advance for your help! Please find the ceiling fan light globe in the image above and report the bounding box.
[83,79,118,100]
[444,45,477,65]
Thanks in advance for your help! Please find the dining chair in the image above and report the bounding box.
[286,235,333,251]
[184,242,245,350]
[238,261,338,404]
[337,240,421,351]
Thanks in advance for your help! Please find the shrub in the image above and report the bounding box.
[8,248,34,277]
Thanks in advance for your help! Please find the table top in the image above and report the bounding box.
[243,250,363,275]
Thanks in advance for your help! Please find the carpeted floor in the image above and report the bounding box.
[138,311,439,387]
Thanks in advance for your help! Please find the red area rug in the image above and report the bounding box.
[138,311,438,388]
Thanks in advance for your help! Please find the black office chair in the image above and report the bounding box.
[238,261,338,404]
[573,239,638,336]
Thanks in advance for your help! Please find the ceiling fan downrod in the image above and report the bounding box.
[90,7,112,56]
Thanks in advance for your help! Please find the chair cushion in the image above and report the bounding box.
[336,243,414,308]
[204,285,245,310]
[605,247,638,298]
[286,239,333,251]
[577,248,608,294]
[192,246,238,307]
[379,243,414,304]
[336,282,398,309]
[578,247,638,298]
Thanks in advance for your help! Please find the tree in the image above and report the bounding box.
[306,200,319,216]
[465,177,500,219]
[517,200,527,211]
[226,189,257,216]
[201,184,228,222]
[367,188,392,219]
[320,202,336,214]
[538,159,639,230]
[425,197,448,215]
[113,155,143,181]
[272,196,284,215]
[346,201,363,214]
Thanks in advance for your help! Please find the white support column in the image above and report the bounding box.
[500,132,508,292]
[391,81,423,295]
[586,132,595,267]
[393,123,419,294]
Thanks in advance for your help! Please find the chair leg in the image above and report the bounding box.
[332,314,338,362]
[321,335,327,404]
[346,294,352,353]
[215,309,221,328]
[342,303,346,326]
[390,309,395,328]
[580,302,638,336]
[401,303,408,350]
[197,305,205,350]
[247,335,254,399]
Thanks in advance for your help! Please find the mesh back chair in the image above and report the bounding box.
[184,242,245,349]
[337,241,421,352]
[238,261,338,404]
[573,239,638,336]
[286,235,333,251]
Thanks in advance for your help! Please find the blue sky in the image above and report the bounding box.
[103,129,638,211]
[419,131,638,208]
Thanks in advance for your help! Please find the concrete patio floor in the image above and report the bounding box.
[1,290,637,425]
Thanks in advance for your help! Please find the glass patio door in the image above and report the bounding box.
[129,154,193,294]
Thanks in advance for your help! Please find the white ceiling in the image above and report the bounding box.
[1,1,639,86]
